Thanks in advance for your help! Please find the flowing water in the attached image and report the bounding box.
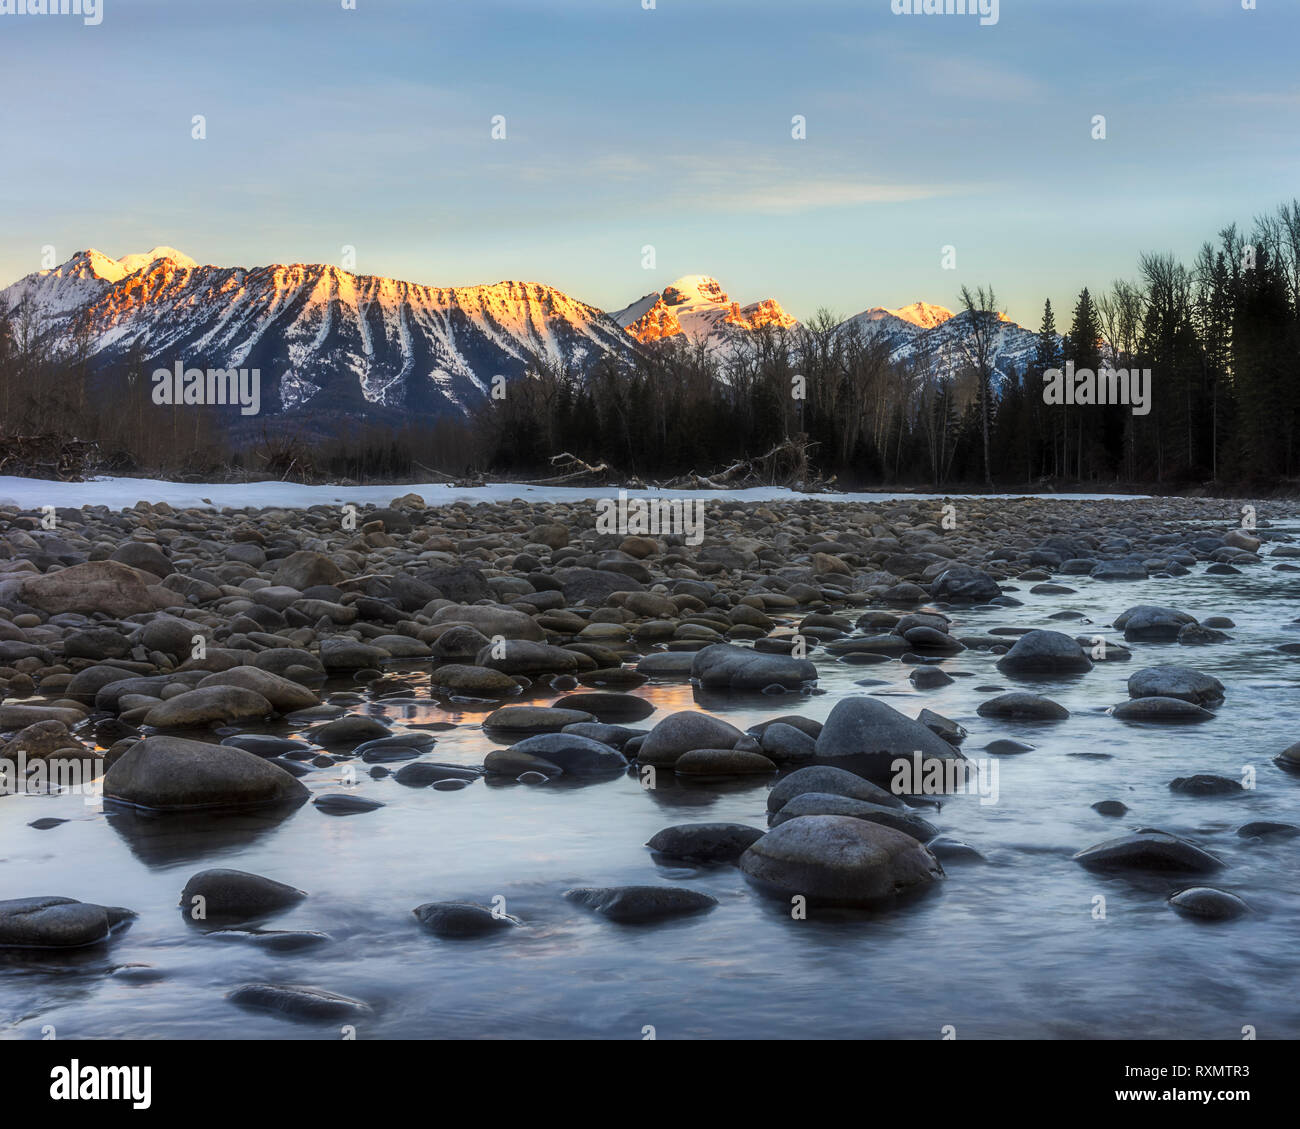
[3,540,1299,1040]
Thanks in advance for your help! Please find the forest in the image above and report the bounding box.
[1,200,1297,492]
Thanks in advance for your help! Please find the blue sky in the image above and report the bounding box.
[1,0,1297,327]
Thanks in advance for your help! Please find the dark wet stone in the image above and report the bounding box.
[308,716,391,748]
[360,745,423,764]
[767,764,905,812]
[814,695,963,780]
[928,565,1000,603]
[1237,821,1300,839]
[909,666,954,689]
[483,705,595,733]
[976,692,1069,720]
[1168,887,1249,921]
[228,983,373,1022]
[925,835,985,862]
[1127,665,1224,706]
[1112,697,1214,722]
[564,885,718,924]
[392,762,480,787]
[638,711,745,767]
[757,721,819,764]
[488,733,627,777]
[646,822,765,863]
[104,735,308,812]
[179,869,306,920]
[995,629,1093,675]
[985,738,1035,755]
[413,901,520,937]
[1073,830,1222,874]
[220,734,314,758]
[312,793,386,814]
[1114,605,1197,642]
[675,748,777,777]
[739,815,943,906]
[1274,741,1300,773]
[1169,774,1244,796]
[770,792,938,841]
[1178,624,1230,645]
[551,692,654,722]
[27,817,68,830]
[0,896,135,949]
[690,643,817,691]
[1091,800,1129,816]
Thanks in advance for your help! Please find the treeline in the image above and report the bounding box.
[2,200,1297,489]
[479,199,1300,489]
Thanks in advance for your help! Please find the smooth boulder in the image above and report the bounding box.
[739,814,943,906]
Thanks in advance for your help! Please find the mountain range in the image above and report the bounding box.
[1,248,1043,425]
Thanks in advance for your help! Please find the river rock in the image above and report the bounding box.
[637,711,745,767]
[814,695,967,780]
[227,983,372,1022]
[179,868,307,919]
[104,735,308,810]
[1127,665,1224,706]
[487,732,627,777]
[766,764,906,812]
[20,561,172,617]
[996,630,1093,675]
[1112,697,1214,722]
[690,643,817,691]
[413,901,521,936]
[769,793,938,841]
[645,823,765,863]
[739,814,943,906]
[564,885,718,923]
[928,564,1000,603]
[1073,829,1223,874]
[674,748,777,776]
[0,896,135,949]
[1168,887,1249,921]
[976,692,1069,720]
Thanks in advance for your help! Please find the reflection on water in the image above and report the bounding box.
[2,554,1299,1039]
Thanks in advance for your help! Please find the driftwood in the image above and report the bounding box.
[0,434,98,481]
[655,436,836,492]
[515,452,611,487]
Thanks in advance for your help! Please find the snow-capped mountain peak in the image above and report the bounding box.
[883,301,953,329]
[0,252,641,426]
[613,274,797,347]
[115,246,199,274]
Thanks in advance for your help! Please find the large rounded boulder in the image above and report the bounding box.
[690,643,817,691]
[103,735,309,811]
[813,695,965,781]
[996,630,1093,676]
[739,815,943,906]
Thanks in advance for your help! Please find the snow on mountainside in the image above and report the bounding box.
[879,301,953,330]
[613,274,797,348]
[839,302,1040,388]
[0,250,1047,426]
[0,249,641,422]
[613,278,1039,386]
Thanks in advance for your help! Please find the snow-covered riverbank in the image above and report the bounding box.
[0,474,1152,511]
